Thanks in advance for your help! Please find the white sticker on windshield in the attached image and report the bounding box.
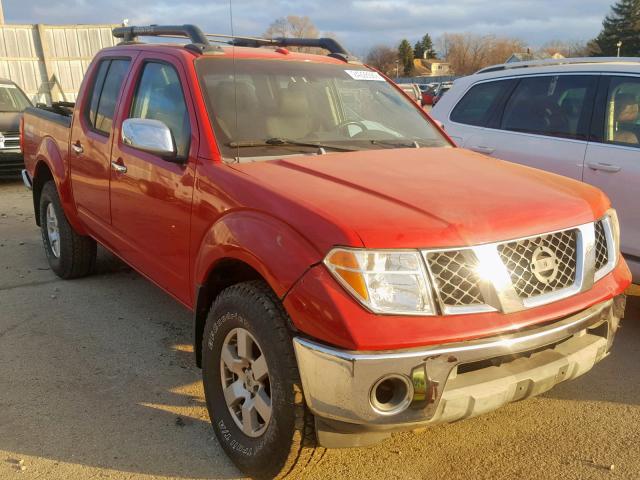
[345,70,385,81]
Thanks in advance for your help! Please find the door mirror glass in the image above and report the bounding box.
[122,118,177,159]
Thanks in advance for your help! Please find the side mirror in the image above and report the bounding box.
[122,118,177,160]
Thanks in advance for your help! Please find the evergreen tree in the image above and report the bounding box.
[398,39,414,76]
[592,0,640,56]
[414,33,436,59]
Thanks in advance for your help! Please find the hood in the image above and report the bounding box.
[231,148,609,250]
[0,112,21,133]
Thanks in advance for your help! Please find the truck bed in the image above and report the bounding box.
[22,105,73,177]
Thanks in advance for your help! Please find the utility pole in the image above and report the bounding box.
[0,0,5,25]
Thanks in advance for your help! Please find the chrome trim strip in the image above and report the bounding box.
[21,169,32,190]
[595,215,617,282]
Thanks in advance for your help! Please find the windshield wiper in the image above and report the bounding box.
[228,137,357,152]
[370,139,421,149]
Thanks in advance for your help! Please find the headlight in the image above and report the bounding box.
[324,248,436,315]
[606,208,620,264]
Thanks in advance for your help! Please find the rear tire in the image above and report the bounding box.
[39,181,96,279]
[202,280,325,479]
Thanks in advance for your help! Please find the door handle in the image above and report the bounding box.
[111,160,127,174]
[469,145,495,155]
[71,142,83,155]
[587,162,621,173]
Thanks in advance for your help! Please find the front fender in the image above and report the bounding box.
[194,210,325,299]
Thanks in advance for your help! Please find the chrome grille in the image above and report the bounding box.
[594,221,609,271]
[427,250,484,306]
[497,230,577,298]
[1,131,20,149]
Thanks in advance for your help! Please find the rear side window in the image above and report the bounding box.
[130,62,191,158]
[603,76,640,148]
[86,59,131,134]
[501,75,597,140]
[450,80,513,127]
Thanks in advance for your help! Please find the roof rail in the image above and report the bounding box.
[112,24,221,53]
[111,24,358,62]
[226,36,356,62]
[476,56,640,74]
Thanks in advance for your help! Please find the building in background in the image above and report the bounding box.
[0,23,118,104]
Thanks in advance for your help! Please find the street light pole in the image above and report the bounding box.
[395,60,399,79]
[617,41,622,57]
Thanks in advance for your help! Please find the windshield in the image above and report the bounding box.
[195,58,450,161]
[0,83,31,112]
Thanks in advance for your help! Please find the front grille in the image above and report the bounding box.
[427,250,484,307]
[497,229,577,298]
[1,131,20,149]
[594,221,609,271]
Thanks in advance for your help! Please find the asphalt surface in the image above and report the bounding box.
[1,179,639,480]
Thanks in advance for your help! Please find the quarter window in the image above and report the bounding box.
[130,62,191,158]
[501,75,597,140]
[86,59,131,134]
[603,77,640,148]
[450,80,513,127]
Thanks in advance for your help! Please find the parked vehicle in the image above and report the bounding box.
[0,79,31,179]
[21,25,630,479]
[431,57,640,281]
[419,84,437,106]
[399,82,422,104]
[432,81,453,106]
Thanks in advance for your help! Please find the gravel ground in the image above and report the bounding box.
[1,179,639,480]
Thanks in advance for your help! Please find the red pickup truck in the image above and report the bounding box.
[21,25,630,479]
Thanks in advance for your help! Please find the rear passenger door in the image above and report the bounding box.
[584,75,640,267]
[470,74,599,181]
[70,57,132,227]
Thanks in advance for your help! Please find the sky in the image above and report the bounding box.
[4,0,616,56]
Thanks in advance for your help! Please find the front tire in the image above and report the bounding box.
[202,281,324,479]
[39,181,96,279]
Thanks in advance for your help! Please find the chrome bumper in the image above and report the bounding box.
[293,297,624,447]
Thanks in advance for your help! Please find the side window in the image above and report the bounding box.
[130,62,191,158]
[501,75,597,140]
[86,59,131,134]
[603,76,640,148]
[450,80,513,127]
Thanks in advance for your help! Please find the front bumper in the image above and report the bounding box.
[293,296,625,448]
[0,148,24,179]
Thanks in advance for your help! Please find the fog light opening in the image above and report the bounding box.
[370,375,412,415]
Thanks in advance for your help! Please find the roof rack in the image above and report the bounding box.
[112,24,221,53]
[476,56,640,74]
[111,24,357,62]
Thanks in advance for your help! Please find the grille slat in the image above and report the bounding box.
[497,230,577,298]
[427,250,484,307]
[594,221,609,271]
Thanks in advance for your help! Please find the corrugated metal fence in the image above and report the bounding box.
[0,24,118,105]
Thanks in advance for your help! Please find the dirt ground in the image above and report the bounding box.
[1,179,639,480]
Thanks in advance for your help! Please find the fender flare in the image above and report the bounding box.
[192,209,325,366]
[32,137,86,234]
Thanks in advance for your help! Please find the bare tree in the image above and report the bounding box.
[439,33,525,75]
[365,45,397,76]
[264,15,322,53]
[539,40,591,58]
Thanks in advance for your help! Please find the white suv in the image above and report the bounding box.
[432,58,640,280]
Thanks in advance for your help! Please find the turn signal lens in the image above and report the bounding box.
[324,248,436,315]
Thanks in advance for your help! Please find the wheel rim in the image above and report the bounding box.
[220,327,272,437]
[46,203,61,258]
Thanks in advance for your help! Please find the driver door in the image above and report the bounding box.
[109,55,198,305]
